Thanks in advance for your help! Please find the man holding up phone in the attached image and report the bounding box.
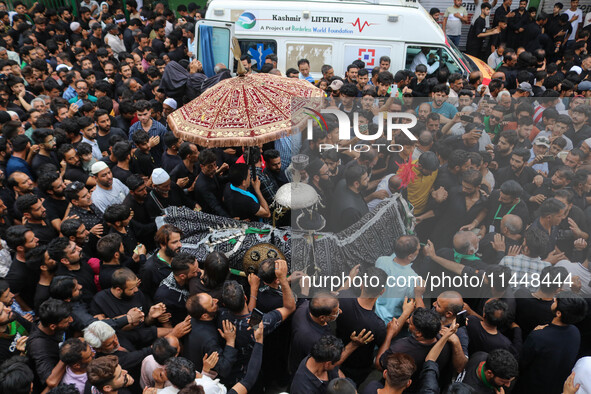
[218,259,296,386]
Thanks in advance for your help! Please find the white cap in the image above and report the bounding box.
[91,161,109,175]
[70,22,81,32]
[151,168,170,185]
[56,64,72,72]
[163,98,177,110]
[570,66,583,75]
[584,138,591,148]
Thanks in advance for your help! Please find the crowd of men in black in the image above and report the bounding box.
[1,1,591,394]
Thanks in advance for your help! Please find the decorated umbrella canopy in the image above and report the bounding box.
[167,73,325,148]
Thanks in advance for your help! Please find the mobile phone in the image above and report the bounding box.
[540,155,554,162]
[249,308,264,328]
[75,99,84,107]
[460,115,473,122]
[456,310,467,328]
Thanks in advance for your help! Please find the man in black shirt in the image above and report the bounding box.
[290,335,349,394]
[111,141,136,184]
[49,275,141,334]
[59,144,96,188]
[169,142,200,190]
[95,109,128,154]
[140,224,182,298]
[86,355,135,394]
[517,291,588,394]
[161,132,183,174]
[329,164,370,232]
[483,180,530,233]
[223,163,270,221]
[37,172,68,232]
[31,128,59,174]
[16,194,59,245]
[218,260,296,385]
[465,299,521,357]
[260,149,288,204]
[154,253,199,325]
[184,292,238,378]
[377,308,453,393]
[494,149,537,194]
[122,175,157,250]
[131,131,157,178]
[27,298,73,385]
[289,293,338,375]
[336,265,388,386]
[5,225,39,311]
[49,237,97,305]
[194,149,230,217]
[90,268,169,350]
[466,3,499,58]
[460,349,518,393]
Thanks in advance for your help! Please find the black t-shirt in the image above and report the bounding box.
[112,165,134,184]
[43,196,69,224]
[188,275,223,300]
[379,335,451,393]
[484,190,530,232]
[514,287,554,339]
[65,164,89,185]
[169,162,200,187]
[161,152,183,174]
[34,283,51,311]
[289,301,332,374]
[131,150,156,177]
[466,315,517,357]
[335,294,387,384]
[517,324,581,394]
[99,263,121,290]
[31,152,59,174]
[27,324,63,383]
[6,257,39,310]
[223,184,261,221]
[467,16,487,53]
[97,128,128,153]
[290,356,341,394]
[90,288,156,348]
[55,262,97,305]
[25,220,59,246]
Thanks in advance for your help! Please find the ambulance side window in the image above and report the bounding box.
[238,39,278,72]
[436,48,463,75]
[285,43,333,74]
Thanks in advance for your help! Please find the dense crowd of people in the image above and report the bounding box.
[1,0,591,394]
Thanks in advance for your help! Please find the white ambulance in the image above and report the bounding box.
[194,0,494,82]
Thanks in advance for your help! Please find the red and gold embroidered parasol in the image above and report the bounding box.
[167,73,325,148]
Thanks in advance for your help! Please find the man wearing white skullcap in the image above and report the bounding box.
[162,98,177,119]
[144,168,200,218]
[91,161,130,213]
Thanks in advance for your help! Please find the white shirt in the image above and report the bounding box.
[368,174,395,212]
[555,259,591,297]
[488,51,503,69]
[92,178,129,213]
[410,51,440,73]
[565,8,584,40]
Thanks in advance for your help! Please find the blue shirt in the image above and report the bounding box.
[68,94,97,104]
[62,86,77,101]
[429,101,457,120]
[6,156,33,179]
[375,253,418,324]
[129,119,168,165]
